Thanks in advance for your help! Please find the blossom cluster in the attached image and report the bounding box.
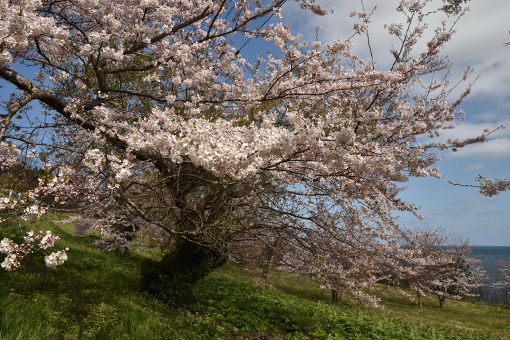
[0,142,20,171]
[0,231,68,271]
[44,248,69,269]
[475,176,510,197]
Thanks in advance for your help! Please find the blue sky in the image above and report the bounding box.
[279,0,510,245]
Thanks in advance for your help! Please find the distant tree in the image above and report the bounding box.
[493,260,510,305]
[398,230,484,310]
[280,210,402,307]
[398,230,448,311]
[428,238,485,308]
[0,159,44,195]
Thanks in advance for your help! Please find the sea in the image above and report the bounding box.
[469,246,510,284]
[468,246,510,303]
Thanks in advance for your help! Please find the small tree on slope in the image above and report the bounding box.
[398,229,484,310]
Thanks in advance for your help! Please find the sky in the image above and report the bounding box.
[278,0,510,246]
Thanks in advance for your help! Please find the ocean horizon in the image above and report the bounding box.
[469,246,510,285]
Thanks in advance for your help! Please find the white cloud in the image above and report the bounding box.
[449,137,510,159]
[470,102,510,123]
[438,121,510,141]
[282,0,408,68]
[436,209,464,216]
[478,211,504,216]
[466,162,487,172]
[418,120,509,159]
[438,1,510,99]
[457,196,492,205]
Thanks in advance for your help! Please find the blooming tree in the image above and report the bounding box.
[397,229,484,310]
[0,0,504,300]
[493,260,510,305]
[427,237,485,308]
[277,209,402,307]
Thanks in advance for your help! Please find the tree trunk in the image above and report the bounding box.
[140,237,226,306]
[417,292,423,311]
[437,294,446,308]
[332,289,338,302]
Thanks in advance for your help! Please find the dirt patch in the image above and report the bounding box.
[54,215,95,235]
[53,215,81,224]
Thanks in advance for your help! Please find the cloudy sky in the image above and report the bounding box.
[280,0,510,245]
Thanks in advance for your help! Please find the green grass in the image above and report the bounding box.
[373,283,510,337]
[0,212,508,339]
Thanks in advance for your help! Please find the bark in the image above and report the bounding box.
[417,292,423,311]
[332,289,338,302]
[140,236,226,306]
[437,294,446,308]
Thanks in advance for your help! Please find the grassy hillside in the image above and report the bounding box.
[0,212,508,340]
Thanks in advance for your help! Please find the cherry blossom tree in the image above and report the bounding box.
[428,238,485,308]
[493,260,510,305]
[397,230,447,310]
[277,208,403,307]
[0,0,503,301]
[397,229,484,310]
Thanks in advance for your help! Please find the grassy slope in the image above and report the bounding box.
[0,212,508,340]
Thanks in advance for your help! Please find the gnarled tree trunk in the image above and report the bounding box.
[141,237,226,306]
